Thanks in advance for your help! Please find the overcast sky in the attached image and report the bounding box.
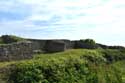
[0,0,125,46]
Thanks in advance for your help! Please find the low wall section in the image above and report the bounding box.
[0,39,94,61]
[0,41,33,61]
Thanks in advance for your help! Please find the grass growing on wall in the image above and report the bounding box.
[0,35,25,44]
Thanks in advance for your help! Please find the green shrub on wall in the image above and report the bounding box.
[0,35,24,44]
[79,39,97,49]
[83,39,96,45]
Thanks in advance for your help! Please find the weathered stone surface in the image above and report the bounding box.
[0,41,33,61]
[28,39,76,52]
[45,40,66,52]
[28,39,47,50]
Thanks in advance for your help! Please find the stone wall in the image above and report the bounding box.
[28,39,75,53]
[0,41,33,61]
[61,40,75,49]
[0,38,124,61]
[0,39,99,61]
[45,40,66,52]
[28,39,47,53]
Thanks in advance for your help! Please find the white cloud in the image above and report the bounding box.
[0,0,125,46]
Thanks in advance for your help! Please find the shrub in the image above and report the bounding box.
[8,49,122,83]
[101,49,125,63]
[83,39,96,45]
[1,35,24,44]
[79,39,97,49]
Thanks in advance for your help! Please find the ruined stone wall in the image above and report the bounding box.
[28,39,47,53]
[45,40,66,52]
[62,40,75,50]
[0,39,84,61]
[28,39,76,53]
[0,41,33,61]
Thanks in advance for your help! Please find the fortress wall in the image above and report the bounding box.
[28,39,47,53]
[0,41,33,61]
[0,39,78,61]
[0,37,122,61]
[28,39,76,52]
[45,40,66,52]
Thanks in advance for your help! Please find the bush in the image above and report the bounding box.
[8,49,122,83]
[1,35,24,44]
[101,49,125,63]
[78,39,97,49]
[83,39,96,45]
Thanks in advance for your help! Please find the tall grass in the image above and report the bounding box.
[7,49,123,83]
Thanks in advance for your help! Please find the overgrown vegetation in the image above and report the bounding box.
[101,49,125,63]
[0,35,124,83]
[80,39,96,45]
[0,35,24,44]
[75,39,97,49]
[0,49,124,83]
[112,61,125,83]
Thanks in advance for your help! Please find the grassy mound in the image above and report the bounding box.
[0,49,122,83]
[0,35,25,44]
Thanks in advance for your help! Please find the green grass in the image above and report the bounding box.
[113,61,125,83]
[0,49,124,83]
[0,35,25,44]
